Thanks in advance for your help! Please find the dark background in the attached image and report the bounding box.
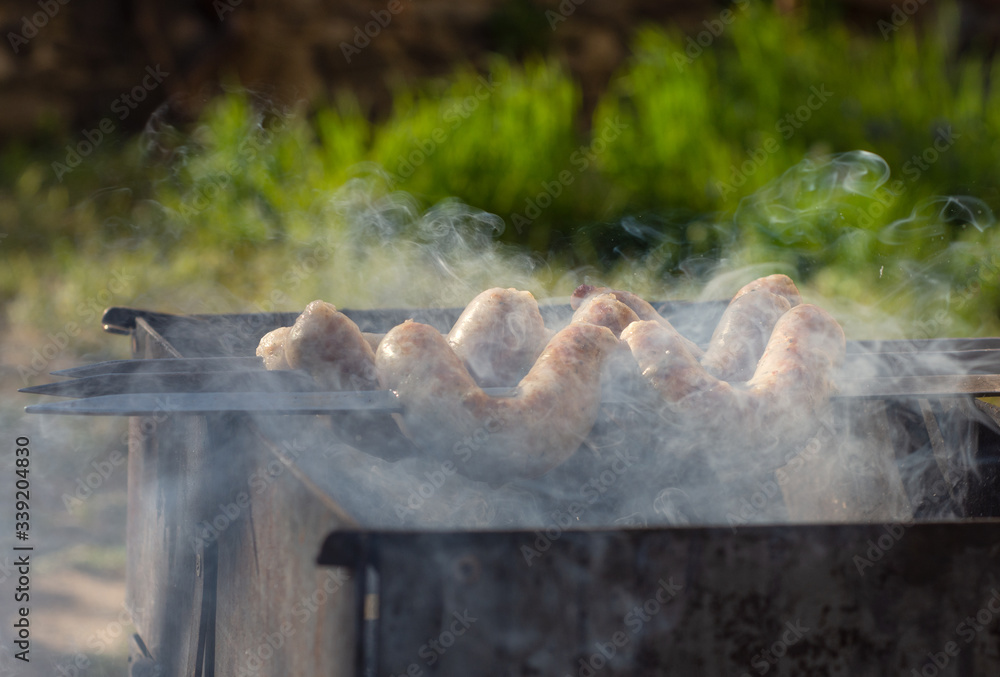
[4,0,999,141]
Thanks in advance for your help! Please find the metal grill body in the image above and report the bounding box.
[37,305,1000,676]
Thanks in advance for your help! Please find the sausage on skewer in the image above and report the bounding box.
[446,287,550,388]
[700,291,792,382]
[622,303,845,462]
[571,293,640,337]
[572,284,704,357]
[257,326,292,370]
[280,300,379,390]
[700,274,803,382]
[376,318,621,484]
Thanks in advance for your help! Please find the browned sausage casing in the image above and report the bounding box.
[698,274,802,382]
[745,303,846,438]
[447,288,550,387]
[259,323,383,369]
[620,319,737,415]
[623,304,845,464]
[700,291,792,382]
[731,273,802,307]
[257,326,291,370]
[377,319,620,484]
[283,300,379,390]
[571,293,640,337]
[571,284,703,357]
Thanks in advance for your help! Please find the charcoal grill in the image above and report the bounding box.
[21,301,1000,676]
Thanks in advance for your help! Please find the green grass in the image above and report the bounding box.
[3,1,1000,353]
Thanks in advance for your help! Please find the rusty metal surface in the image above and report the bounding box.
[320,522,1000,677]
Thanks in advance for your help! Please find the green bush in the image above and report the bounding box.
[3,1,1000,349]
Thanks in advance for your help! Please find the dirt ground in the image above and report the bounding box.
[2,347,131,677]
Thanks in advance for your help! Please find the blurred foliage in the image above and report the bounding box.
[3,1,1000,348]
[485,0,555,57]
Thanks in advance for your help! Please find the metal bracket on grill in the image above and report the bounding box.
[317,532,382,677]
[127,633,163,677]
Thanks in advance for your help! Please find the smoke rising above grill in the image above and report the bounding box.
[23,146,1000,547]
[17,138,1000,677]
[141,149,988,532]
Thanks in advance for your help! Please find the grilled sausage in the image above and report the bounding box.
[731,273,802,307]
[257,326,291,370]
[745,303,846,438]
[572,284,704,357]
[447,288,550,387]
[283,300,379,390]
[571,293,640,337]
[259,324,382,369]
[697,274,802,382]
[621,319,736,414]
[700,291,792,382]
[259,288,548,389]
[376,319,621,484]
[623,304,845,463]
